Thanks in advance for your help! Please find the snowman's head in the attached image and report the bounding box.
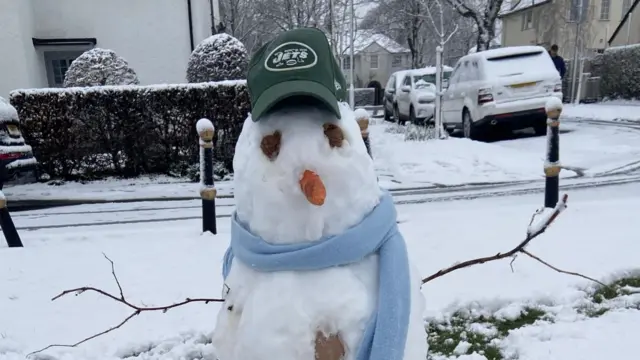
[233,96,381,244]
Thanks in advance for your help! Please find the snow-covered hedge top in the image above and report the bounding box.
[63,48,140,87]
[187,33,249,83]
[0,96,18,122]
[11,79,247,97]
[605,43,640,54]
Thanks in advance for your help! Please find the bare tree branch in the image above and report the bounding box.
[27,255,224,357]
[421,194,600,287]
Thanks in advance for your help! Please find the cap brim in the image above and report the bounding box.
[251,80,341,122]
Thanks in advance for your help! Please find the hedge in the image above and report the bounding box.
[9,81,250,180]
[351,88,376,106]
[600,44,640,100]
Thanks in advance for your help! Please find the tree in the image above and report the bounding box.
[186,33,249,83]
[443,0,516,52]
[63,48,139,87]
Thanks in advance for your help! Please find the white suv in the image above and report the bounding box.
[442,46,563,140]
[394,68,453,125]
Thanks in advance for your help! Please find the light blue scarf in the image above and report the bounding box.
[222,191,411,360]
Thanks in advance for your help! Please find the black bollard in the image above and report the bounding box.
[0,191,23,247]
[197,118,217,234]
[544,99,562,208]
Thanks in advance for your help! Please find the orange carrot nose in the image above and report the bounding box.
[299,170,326,206]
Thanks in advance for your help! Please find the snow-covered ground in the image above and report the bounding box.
[562,101,640,122]
[1,182,639,359]
[5,108,640,202]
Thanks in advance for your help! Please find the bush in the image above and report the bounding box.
[9,81,250,180]
[351,88,376,106]
[187,33,249,83]
[600,44,640,100]
[64,48,139,87]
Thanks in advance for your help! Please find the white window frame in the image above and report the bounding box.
[600,0,610,20]
[44,51,85,87]
[370,54,379,69]
[521,10,533,30]
[623,0,632,17]
[392,55,402,68]
[342,56,351,70]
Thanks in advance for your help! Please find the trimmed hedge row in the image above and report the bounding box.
[600,44,640,100]
[10,81,250,180]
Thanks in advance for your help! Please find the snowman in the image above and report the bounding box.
[212,28,428,360]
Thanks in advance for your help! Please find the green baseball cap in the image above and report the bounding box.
[247,27,347,121]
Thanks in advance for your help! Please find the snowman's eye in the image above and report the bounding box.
[323,123,344,148]
[260,131,281,161]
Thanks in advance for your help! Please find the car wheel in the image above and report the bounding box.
[462,109,479,140]
[384,105,391,121]
[394,106,404,125]
[533,119,547,136]
[410,106,417,124]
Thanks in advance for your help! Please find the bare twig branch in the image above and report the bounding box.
[27,255,224,357]
[521,250,608,288]
[422,194,587,284]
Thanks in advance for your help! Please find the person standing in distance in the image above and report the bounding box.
[549,44,566,78]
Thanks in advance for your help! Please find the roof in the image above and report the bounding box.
[466,45,546,59]
[499,0,551,17]
[608,0,640,45]
[340,30,409,55]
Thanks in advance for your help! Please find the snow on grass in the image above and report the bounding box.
[371,123,554,186]
[1,182,640,359]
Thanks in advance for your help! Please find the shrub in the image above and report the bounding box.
[187,33,249,83]
[351,88,376,107]
[10,81,250,180]
[64,48,139,87]
[600,44,640,100]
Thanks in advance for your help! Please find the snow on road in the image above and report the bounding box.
[1,182,639,359]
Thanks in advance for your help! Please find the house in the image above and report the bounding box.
[0,0,221,97]
[339,30,411,89]
[499,0,627,58]
[609,0,640,46]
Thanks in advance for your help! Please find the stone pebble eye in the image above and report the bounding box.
[261,131,281,161]
[323,123,344,148]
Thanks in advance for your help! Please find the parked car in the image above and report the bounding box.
[383,70,410,122]
[383,67,453,125]
[441,46,563,140]
[0,97,37,190]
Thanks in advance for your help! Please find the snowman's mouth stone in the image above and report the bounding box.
[299,170,326,206]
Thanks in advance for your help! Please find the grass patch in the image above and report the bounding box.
[426,307,549,360]
[592,276,640,304]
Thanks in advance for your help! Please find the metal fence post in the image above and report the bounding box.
[0,191,23,247]
[197,118,217,234]
[544,99,562,208]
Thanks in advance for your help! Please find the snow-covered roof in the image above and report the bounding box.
[340,30,409,55]
[500,0,551,17]
[472,45,546,59]
[414,66,454,75]
[0,97,18,121]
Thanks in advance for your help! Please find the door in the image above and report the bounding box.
[442,63,461,124]
[397,75,412,117]
[451,60,471,119]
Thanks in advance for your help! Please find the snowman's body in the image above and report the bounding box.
[212,101,428,360]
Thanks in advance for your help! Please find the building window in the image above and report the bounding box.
[568,0,588,22]
[342,56,351,70]
[600,0,610,20]
[44,51,84,87]
[623,0,632,17]
[369,55,379,69]
[392,55,403,67]
[521,10,533,30]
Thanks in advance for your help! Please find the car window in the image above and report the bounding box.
[458,61,470,82]
[448,63,461,85]
[386,75,395,90]
[402,75,412,86]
